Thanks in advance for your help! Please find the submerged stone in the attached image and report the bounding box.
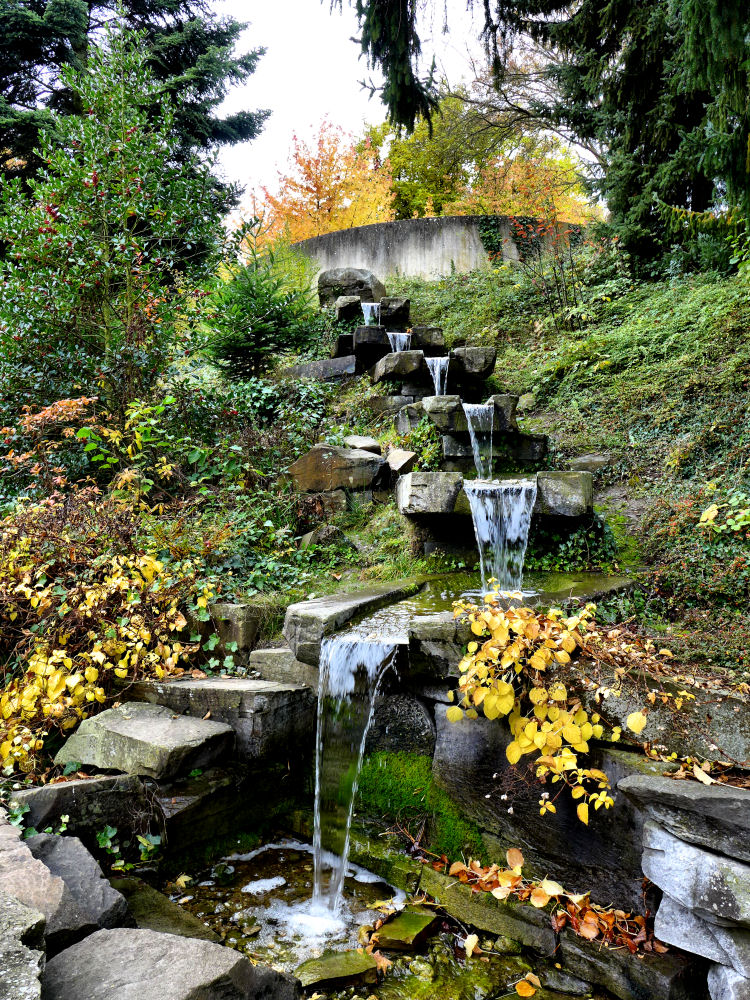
[374,907,438,950]
[295,948,378,988]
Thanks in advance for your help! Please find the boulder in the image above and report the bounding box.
[54,703,234,780]
[284,580,420,665]
[365,695,436,756]
[126,679,314,761]
[352,324,389,348]
[642,821,750,928]
[394,402,424,435]
[110,877,219,942]
[558,927,707,1000]
[248,648,318,689]
[516,392,536,413]
[42,927,301,1000]
[318,267,385,308]
[343,434,381,454]
[0,889,45,1000]
[449,346,497,381]
[486,394,519,433]
[365,394,415,416]
[708,964,750,1000]
[386,447,417,476]
[379,296,410,328]
[655,893,750,976]
[210,602,260,653]
[395,472,464,516]
[25,835,128,933]
[421,395,467,433]
[618,776,750,864]
[535,472,594,517]
[13,775,153,848]
[286,356,356,380]
[334,294,364,323]
[300,524,349,550]
[287,444,388,492]
[568,453,613,473]
[410,326,446,354]
[371,350,427,385]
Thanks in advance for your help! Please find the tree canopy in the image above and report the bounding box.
[0,0,269,192]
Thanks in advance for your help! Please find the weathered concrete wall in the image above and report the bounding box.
[292,216,519,279]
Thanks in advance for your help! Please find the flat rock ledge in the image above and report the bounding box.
[54,703,234,780]
[42,927,302,1000]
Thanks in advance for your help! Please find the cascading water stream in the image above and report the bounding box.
[361,302,380,326]
[426,356,449,395]
[312,634,397,913]
[464,478,538,593]
[462,403,494,479]
[387,331,411,352]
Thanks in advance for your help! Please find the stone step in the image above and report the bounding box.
[54,703,234,780]
[126,678,315,761]
[248,647,318,688]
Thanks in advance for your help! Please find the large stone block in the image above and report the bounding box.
[431,709,668,909]
[655,893,750,977]
[126,679,315,760]
[394,402,424,435]
[286,355,356,380]
[210,602,260,653]
[365,394,415,416]
[0,889,45,1000]
[386,447,417,476]
[248,648,319,688]
[334,294,364,323]
[283,581,421,665]
[13,775,154,848]
[708,964,750,1000]
[379,295,410,327]
[343,434,381,454]
[371,350,428,385]
[410,326,446,355]
[486,394,519,433]
[618,776,750,864]
[287,444,388,492]
[54,703,234,780]
[535,472,594,517]
[395,472,464,515]
[642,822,750,928]
[559,928,708,1000]
[318,267,385,307]
[449,347,497,381]
[42,927,301,1000]
[407,612,467,680]
[422,395,467,433]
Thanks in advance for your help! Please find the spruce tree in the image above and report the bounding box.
[0,0,268,193]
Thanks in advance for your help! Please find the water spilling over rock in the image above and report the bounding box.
[426,356,449,395]
[361,302,380,326]
[463,478,538,593]
[387,332,412,352]
[462,403,494,479]
[313,635,398,912]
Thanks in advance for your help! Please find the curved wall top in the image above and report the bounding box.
[291,215,519,280]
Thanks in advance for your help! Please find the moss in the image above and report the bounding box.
[356,751,486,862]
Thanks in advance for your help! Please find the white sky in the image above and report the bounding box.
[213,0,484,200]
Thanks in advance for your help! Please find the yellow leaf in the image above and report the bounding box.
[539,879,564,896]
[446,706,464,723]
[692,763,716,785]
[577,802,589,825]
[84,666,99,684]
[506,847,525,869]
[530,887,550,908]
[506,741,522,765]
[626,711,648,736]
[515,980,537,997]
[464,933,479,958]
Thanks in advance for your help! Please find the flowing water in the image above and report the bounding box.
[426,356,449,395]
[462,403,494,478]
[387,332,412,352]
[463,478,538,593]
[361,302,380,326]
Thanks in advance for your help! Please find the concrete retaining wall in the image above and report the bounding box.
[292,216,520,279]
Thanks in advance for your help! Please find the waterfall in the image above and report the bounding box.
[462,403,494,478]
[464,478,538,593]
[312,635,397,912]
[387,332,411,352]
[426,356,449,395]
[361,302,380,326]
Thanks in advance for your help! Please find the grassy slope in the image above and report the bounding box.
[390,268,750,682]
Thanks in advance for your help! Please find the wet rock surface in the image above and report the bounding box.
[365,694,436,756]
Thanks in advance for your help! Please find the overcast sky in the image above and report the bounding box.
[213,0,483,201]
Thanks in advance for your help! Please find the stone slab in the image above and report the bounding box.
[287,444,388,492]
[286,355,356,380]
[449,346,497,381]
[395,472,464,515]
[54,703,234,780]
[642,821,750,928]
[386,447,417,475]
[110,877,219,942]
[370,350,427,385]
[536,472,594,517]
[248,647,319,688]
[618,776,750,863]
[343,434,381,454]
[422,395,468,433]
[0,889,45,1000]
[283,580,421,665]
[42,927,301,1000]
[126,679,314,761]
[708,964,750,1000]
[655,893,750,976]
[295,949,377,989]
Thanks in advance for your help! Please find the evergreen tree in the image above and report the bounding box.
[0,0,268,193]
[344,0,750,256]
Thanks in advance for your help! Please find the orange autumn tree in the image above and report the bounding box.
[256,120,395,246]
[450,140,600,224]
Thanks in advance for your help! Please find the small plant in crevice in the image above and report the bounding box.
[97,824,162,871]
[404,416,441,471]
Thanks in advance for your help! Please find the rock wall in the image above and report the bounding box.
[292,216,518,279]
